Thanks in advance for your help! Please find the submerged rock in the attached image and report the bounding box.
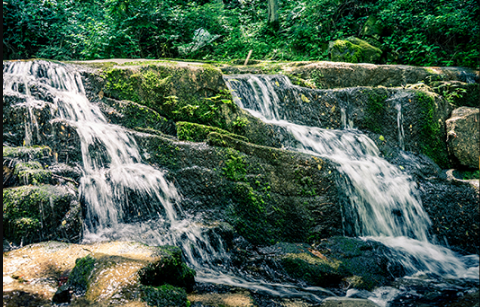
[446,107,480,169]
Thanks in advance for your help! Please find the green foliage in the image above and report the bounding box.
[3,0,478,67]
[176,121,248,143]
[222,151,246,181]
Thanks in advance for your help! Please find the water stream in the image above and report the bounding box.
[3,61,336,302]
[3,61,478,306]
[224,74,479,304]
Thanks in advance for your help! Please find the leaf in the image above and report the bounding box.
[379,135,385,141]
[308,248,328,261]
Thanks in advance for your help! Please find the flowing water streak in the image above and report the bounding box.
[224,74,479,280]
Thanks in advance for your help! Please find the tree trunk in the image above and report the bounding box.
[267,0,279,24]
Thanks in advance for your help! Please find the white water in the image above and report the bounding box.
[224,75,479,283]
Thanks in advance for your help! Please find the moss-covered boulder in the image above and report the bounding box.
[3,184,82,246]
[329,37,382,64]
[279,237,400,290]
[78,60,285,148]
[446,107,480,169]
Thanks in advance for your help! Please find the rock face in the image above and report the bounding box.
[328,37,382,64]
[3,146,82,248]
[446,107,480,169]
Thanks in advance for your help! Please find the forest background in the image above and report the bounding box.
[3,0,479,68]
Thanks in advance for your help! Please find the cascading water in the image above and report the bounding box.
[225,74,479,303]
[3,60,227,270]
[3,61,338,302]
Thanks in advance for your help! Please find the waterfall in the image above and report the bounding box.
[3,60,227,269]
[3,61,337,301]
[225,74,479,280]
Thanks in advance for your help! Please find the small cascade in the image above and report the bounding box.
[225,75,479,280]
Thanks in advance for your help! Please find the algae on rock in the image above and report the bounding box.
[329,37,382,64]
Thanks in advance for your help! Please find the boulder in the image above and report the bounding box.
[329,37,382,64]
[446,107,480,169]
[3,241,194,306]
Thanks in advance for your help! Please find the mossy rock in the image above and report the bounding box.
[138,245,196,291]
[279,237,399,290]
[100,97,177,136]
[141,284,188,307]
[176,121,248,143]
[329,37,382,64]
[13,161,52,185]
[3,146,52,163]
[3,184,81,245]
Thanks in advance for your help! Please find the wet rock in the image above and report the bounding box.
[419,178,479,254]
[13,161,53,186]
[329,37,382,64]
[231,237,401,292]
[134,130,343,245]
[98,97,177,137]
[142,284,188,307]
[3,184,82,246]
[321,297,378,307]
[446,107,479,169]
[3,241,194,306]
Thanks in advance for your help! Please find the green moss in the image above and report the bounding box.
[284,74,316,89]
[363,90,387,133]
[331,40,363,63]
[3,185,74,245]
[228,182,271,245]
[222,151,247,181]
[330,37,382,64]
[141,284,188,307]
[176,121,248,143]
[102,97,173,134]
[280,237,393,290]
[14,161,52,185]
[416,92,449,167]
[138,246,195,291]
[3,146,52,161]
[67,255,96,294]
